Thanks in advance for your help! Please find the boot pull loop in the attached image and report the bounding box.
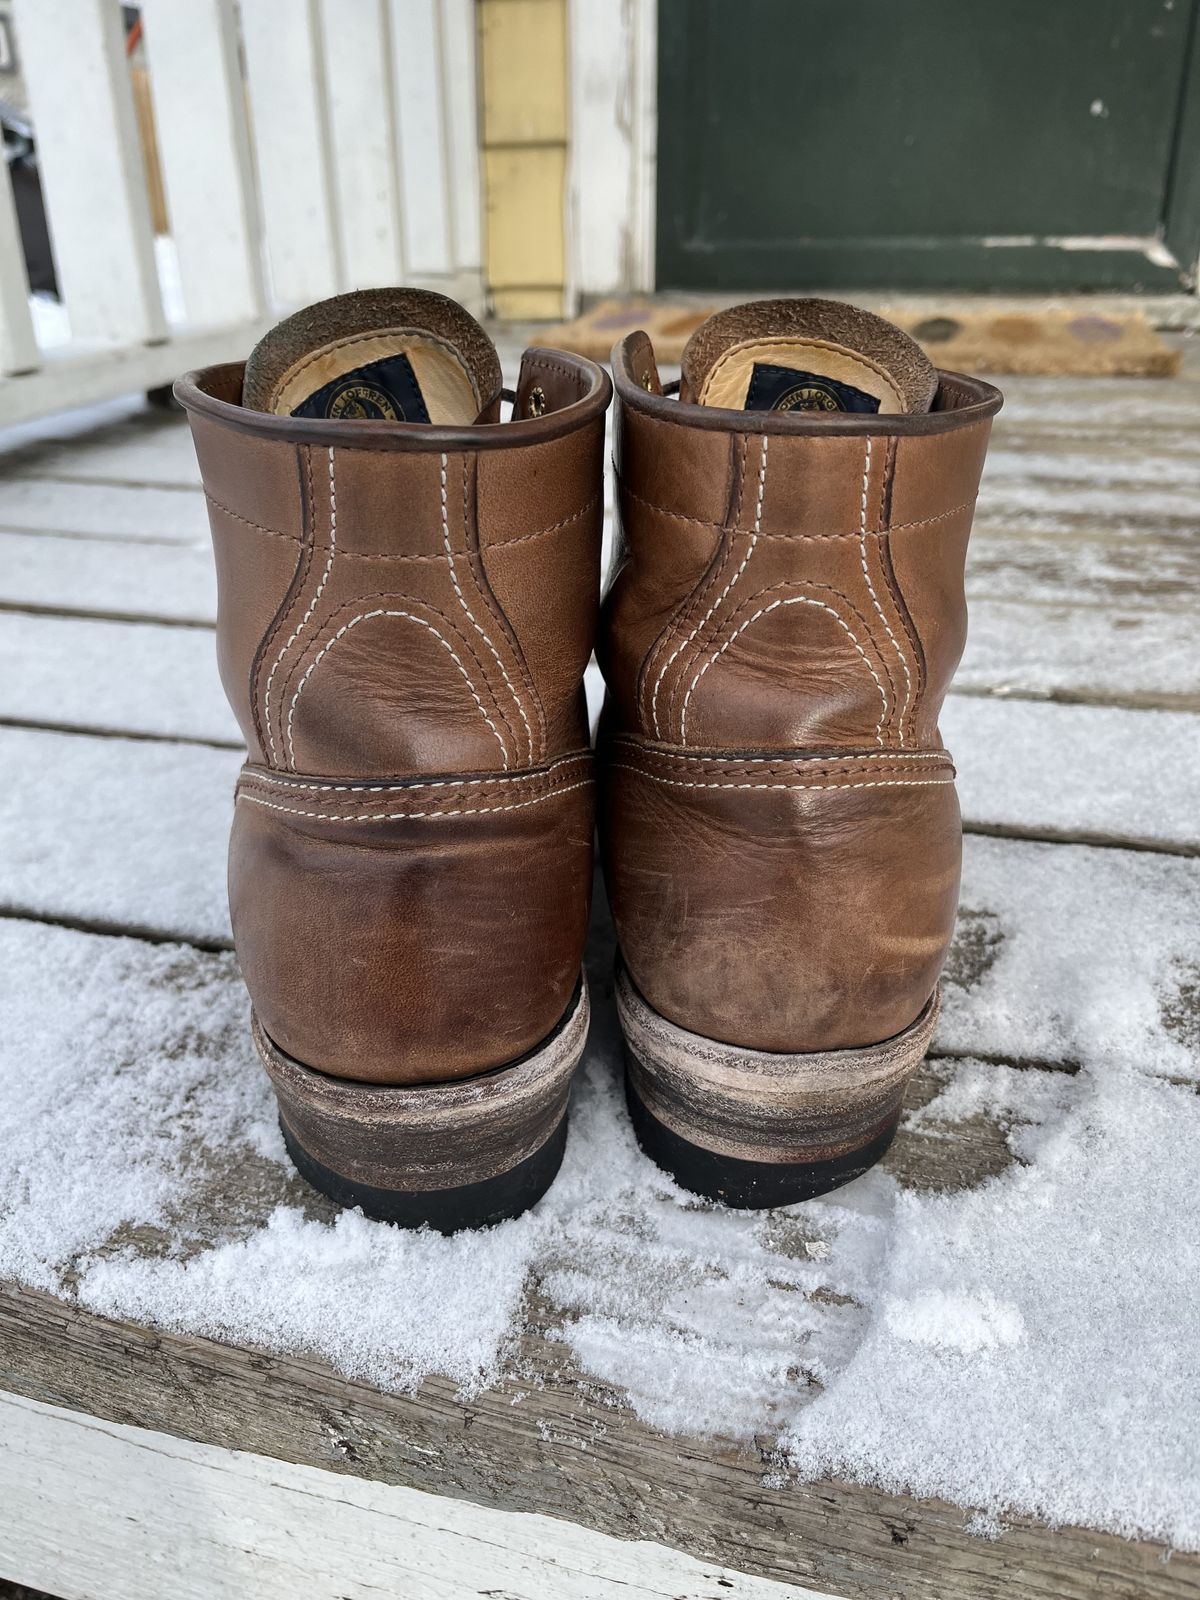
[513,349,591,422]
[624,329,664,397]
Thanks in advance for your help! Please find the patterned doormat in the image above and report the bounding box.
[544,298,1181,377]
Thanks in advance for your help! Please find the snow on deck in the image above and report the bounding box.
[1,346,1198,1589]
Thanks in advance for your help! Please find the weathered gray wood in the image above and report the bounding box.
[958,598,1200,710]
[958,352,1200,718]
[943,697,1200,853]
[0,1271,1188,1600]
[967,528,1200,610]
[0,404,200,489]
[0,727,236,944]
[0,531,216,625]
[0,478,208,544]
[0,612,238,746]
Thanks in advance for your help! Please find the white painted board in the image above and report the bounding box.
[0,1390,829,1600]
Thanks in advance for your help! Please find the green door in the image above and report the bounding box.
[657,0,1200,292]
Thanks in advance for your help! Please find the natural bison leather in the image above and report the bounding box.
[176,291,611,1085]
[598,306,1002,1054]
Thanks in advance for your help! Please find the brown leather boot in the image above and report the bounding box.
[598,300,1002,1207]
[175,289,610,1230]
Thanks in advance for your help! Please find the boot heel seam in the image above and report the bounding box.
[237,774,594,824]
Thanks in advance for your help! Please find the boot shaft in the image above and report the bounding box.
[599,320,1002,1059]
[181,353,609,779]
[176,299,609,1091]
[601,332,1000,755]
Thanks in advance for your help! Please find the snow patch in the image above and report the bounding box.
[2,834,1198,1551]
[882,1290,1025,1354]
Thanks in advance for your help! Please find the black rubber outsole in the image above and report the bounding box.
[624,1064,900,1209]
[280,1113,569,1233]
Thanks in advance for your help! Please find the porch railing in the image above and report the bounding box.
[0,0,483,426]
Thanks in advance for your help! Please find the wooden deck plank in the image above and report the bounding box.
[0,413,201,489]
[939,834,1197,1076]
[0,836,1196,1600]
[3,1282,1188,1600]
[0,530,216,625]
[0,1392,815,1600]
[0,478,208,544]
[957,598,1200,709]
[967,528,1198,609]
[0,612,237,745]
[974,481,1195,544]
[0,727,236,944]
[942,697,1200,852]
[987,367,1200,429]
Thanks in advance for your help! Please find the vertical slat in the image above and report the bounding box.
[567,0,656,299]
[239,0,342,308]
[0,164,40,374]
[139,0,266,328]
[318,0,404,288]
[440,0,482,274]
[630,0,658,293]
[14,0,166,344]
[389,0,453,276]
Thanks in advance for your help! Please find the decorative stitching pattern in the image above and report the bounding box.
[651,434,768,740]
[241,751,592,795]
[614,479,976,539]
[483,493,600,547]
[609,742,950,768]
[636,435,746,736]
[857,437,912,748]
[297,545,455,565]
[204,492,296,542]
[237,776,593,824]
[209,500,600,560]
[262,445,338,767]
[616,480,723,533]
[679,589,890,747]
[611,765,953,794]
[881,510,926,750]
[613,757,950,782]
[441,451,530,761]
[283,607,510,769]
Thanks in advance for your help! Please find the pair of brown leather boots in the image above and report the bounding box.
[177,289,1000,1232]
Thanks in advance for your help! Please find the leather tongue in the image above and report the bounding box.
[241,287,503,424]
[679,298,936,416]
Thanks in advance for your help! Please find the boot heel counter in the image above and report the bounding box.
[601,742,960,1053]
[230,756,595,1082]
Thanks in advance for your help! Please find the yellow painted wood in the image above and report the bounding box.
[483,144,566,293]
[480,0,567,146]
[478,0,568,311]
[490,286,566,320]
